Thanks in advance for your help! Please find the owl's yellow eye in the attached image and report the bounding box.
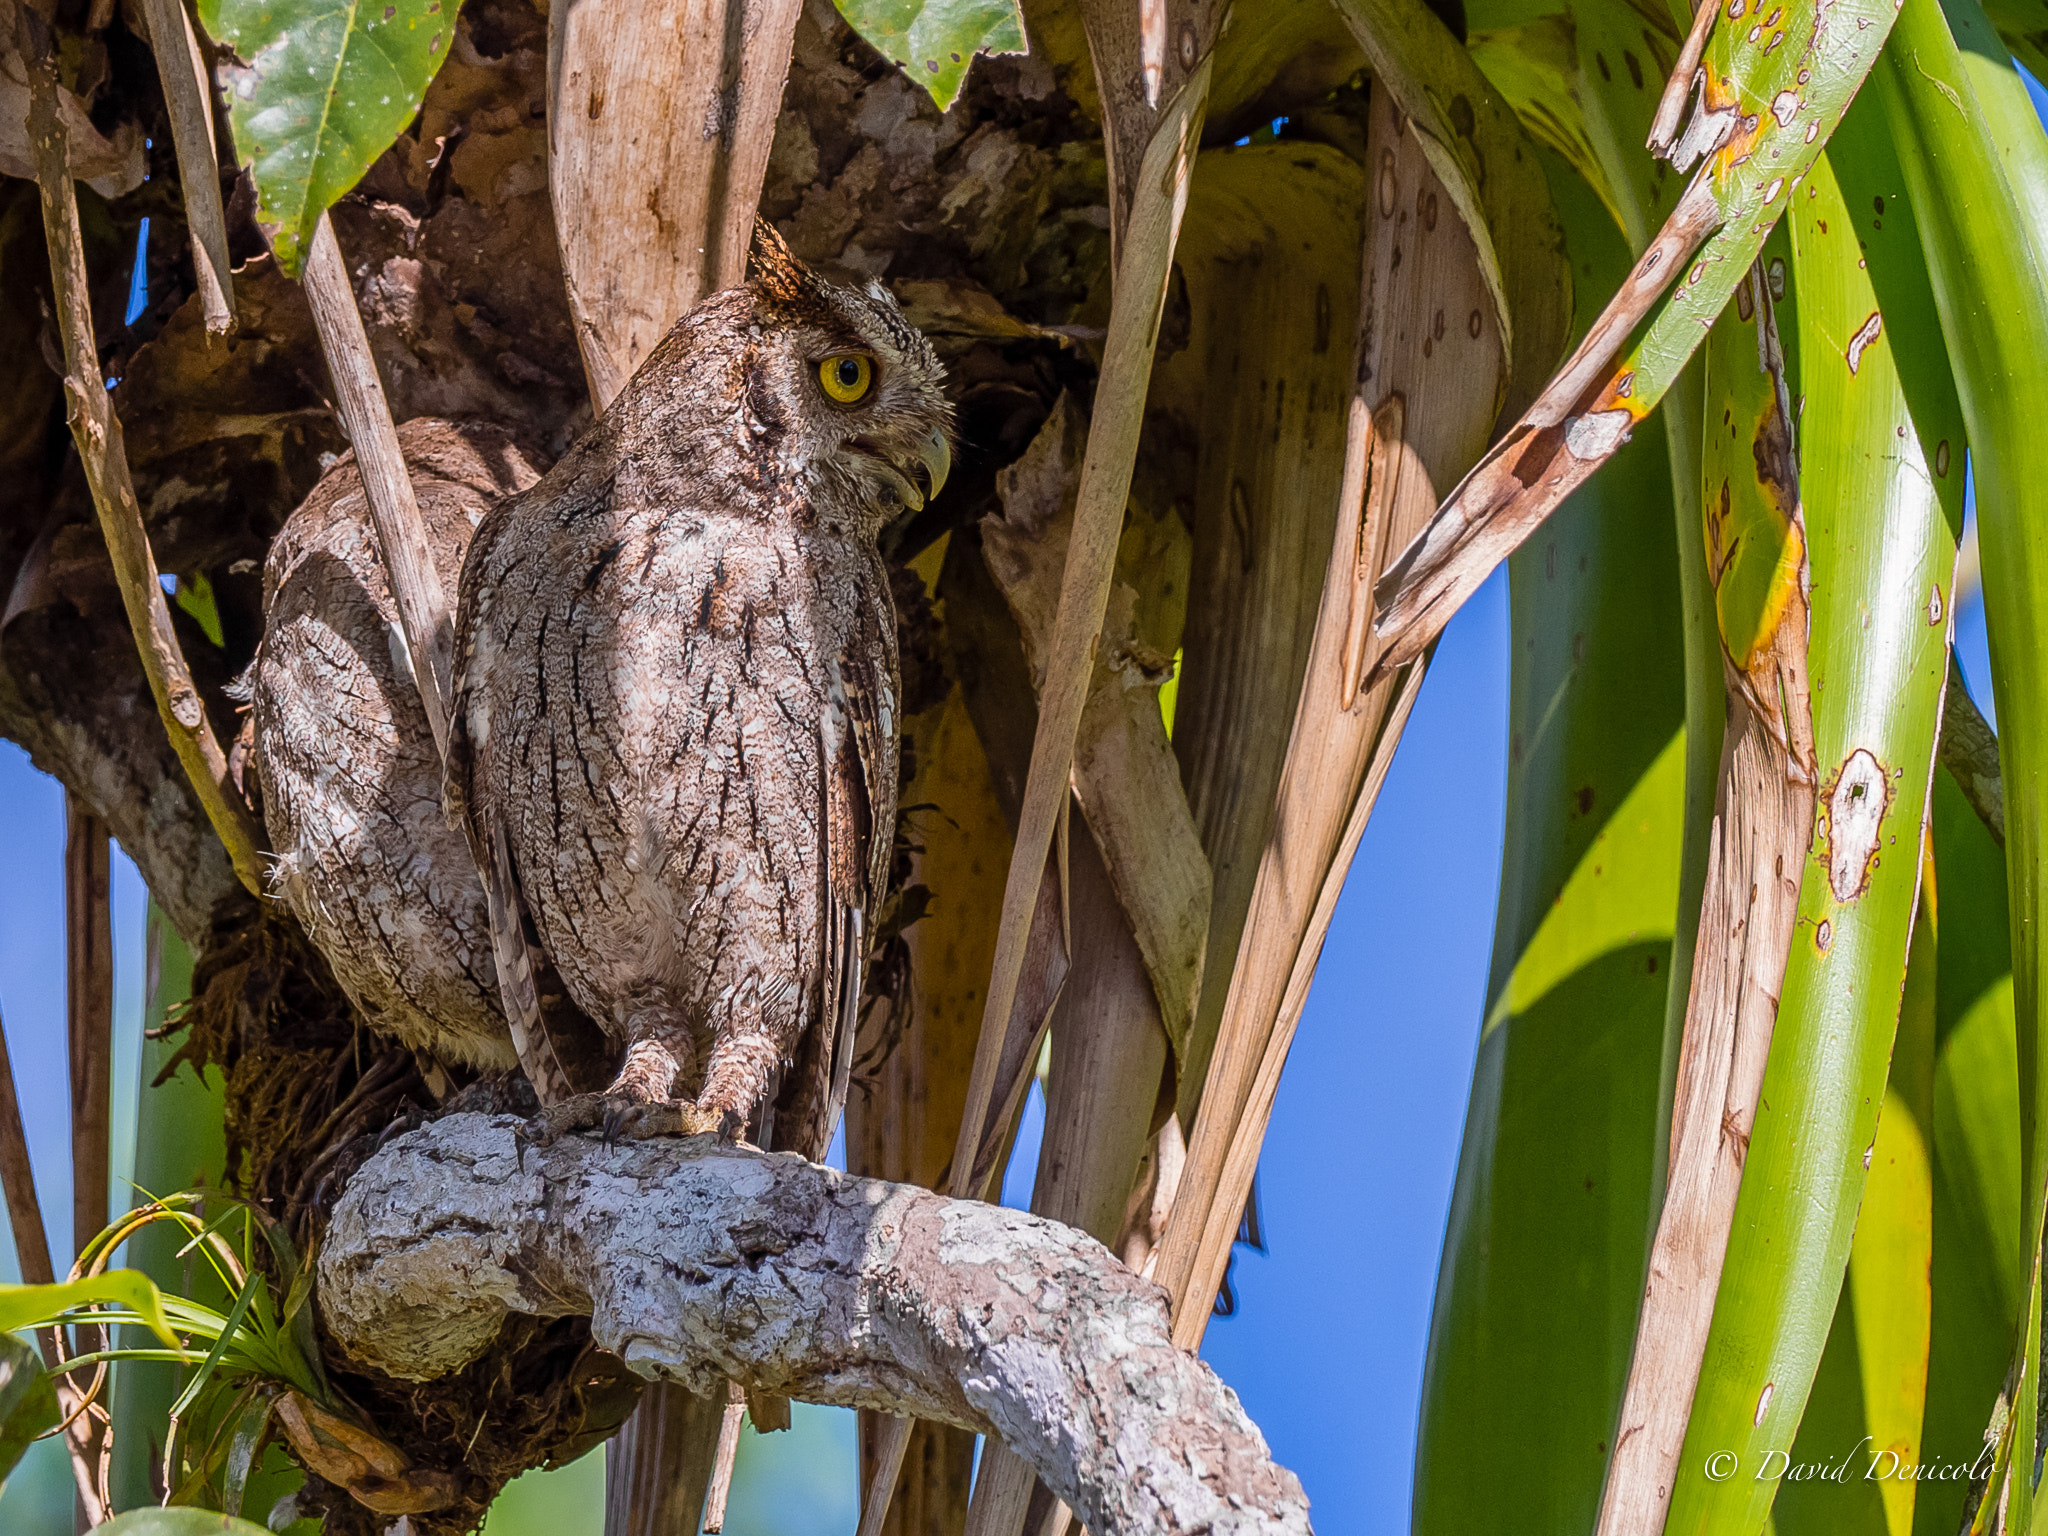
[818,354,874,404]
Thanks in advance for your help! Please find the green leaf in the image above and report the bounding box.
[1774,770,2019,1536]
[0,1332,58,1492]
[1468,1,1687,252]
[222,1392,273,1518]
[828,0,1024,111]
[108,911,234,1515]
[1665,137,1963,1533]
[1775,885,1939,1536]
[1467,0,1726,1163]
[89,1508,273,1536]
[0,1271,183,1354]
[198,0,460,275]
[1569,0,1907,436]
[170,1271,264,1422]
[1370,0,1909,677]
[1973,0,2048,101]
[1414,151,1687,1536]
[1922,767,2023,1536]
[1864,0,2048,1521]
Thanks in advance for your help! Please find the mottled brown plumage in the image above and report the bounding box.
[449,224,951,1153]
[251,418,544,1071]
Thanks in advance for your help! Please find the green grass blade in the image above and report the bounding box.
[221,1390,272,1518]
[1413,151,1687,1536]
[89,1508,272,1535]
[109,910,233,1515]
[168,1272,263,1422]
[1964,0,2048,130]
[1865,0,2048,1522]
[1918,768,2024,1536]
[1940,0,2048,251]
[0,1273,182,1354]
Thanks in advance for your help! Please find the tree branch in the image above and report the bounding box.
[318,1114,1312,1536]
[1941,653,2003,845]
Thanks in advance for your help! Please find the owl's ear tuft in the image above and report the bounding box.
[749,217,816,304]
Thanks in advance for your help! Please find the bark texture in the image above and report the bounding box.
[319,1112,1312,1536]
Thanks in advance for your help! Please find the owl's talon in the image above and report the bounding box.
[601,1101,639,1147]
[511,1119,541,1171]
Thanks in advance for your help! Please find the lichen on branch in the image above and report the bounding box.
[318,1114,1312,1536]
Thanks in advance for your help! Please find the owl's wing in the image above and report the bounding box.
[440,489,503,859]
[442,502,581,1104]
[775,575,899,1162]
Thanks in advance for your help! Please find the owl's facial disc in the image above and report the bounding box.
[773,274,952,519]
[803,331,952,511]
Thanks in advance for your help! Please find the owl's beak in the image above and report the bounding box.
[913,428,952,505]
[862,428,952,512]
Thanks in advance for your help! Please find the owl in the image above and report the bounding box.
[252,418,544,1071]
[448,222,951,1155]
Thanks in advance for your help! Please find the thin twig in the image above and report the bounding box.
[66,796,112,1267]
[138,0,233,333]
[0,1004,58,1294]
[15,1,265,896]
[301,216,456,754]
[856,1416,915,1536]
[64,796,114,1528]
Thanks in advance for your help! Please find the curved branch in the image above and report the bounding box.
[318,1114,1312,1536]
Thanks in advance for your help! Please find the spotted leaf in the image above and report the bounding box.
[830,0,1026,111]
[199,0,459,274]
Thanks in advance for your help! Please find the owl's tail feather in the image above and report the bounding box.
[483,821,577,1104]
[826,903,865,1152]
[705,874,871,1527]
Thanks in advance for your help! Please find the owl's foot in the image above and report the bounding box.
[522,1092,743,1150]
[617,1099,748,1144]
